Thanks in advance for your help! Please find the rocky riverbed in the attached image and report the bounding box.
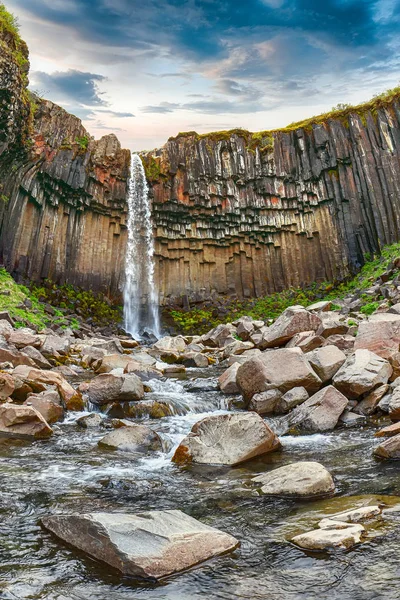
[1,278,400,598]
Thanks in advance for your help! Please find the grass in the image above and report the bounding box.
[165,85,400,153]
[167,241,400,335]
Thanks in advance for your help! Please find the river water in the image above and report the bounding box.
[1,368,400,599]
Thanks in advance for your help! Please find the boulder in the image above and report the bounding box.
[307,300,332,312]
[353,384,389,416]
[259,306,322,349]
[316,319,348,339]
[286,331,325,352]
[324,334,355,353]
[248,388,282,415]
[218,363,240,394]
[41,510,239,580]
[373,434,400,459]
[333,350,392,399]
[41,335,71,358]
[340,409,366,427]
[24,390,64,424]
[0,318,13,338]
[154,336,186,353]
[12,365,84,411]
[375,422,400,437]
[252,461,335,497]
[20,346,52,369]
[8,329,41,349]
[181,352,209,368]
[237,348,321,402]
[236,320,254,341]
[77,413,104,428]
[289,386,348,433]
[86,373,144,406]
[222,340,254,359]
[291,522,364,551]
[388,387,400,420]
[274,386,309,414]
[98,424,162,453]
[354,313,400,359]
[0,372,14,400]
[172,412,280,466]
[0,313,14,327]
[307,345,346,383]
[201,325,235,348]
[97,354,161,380]
[0,345,35,367]
[0,402,53,439]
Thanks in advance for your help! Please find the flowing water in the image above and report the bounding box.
[1,369,400,600]
[123,153,160,339]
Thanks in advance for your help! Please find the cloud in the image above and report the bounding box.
[141,98,272,115]
[141,102,180,113]
[32,69,107,106]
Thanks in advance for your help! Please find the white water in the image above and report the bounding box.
[123,153,161,339]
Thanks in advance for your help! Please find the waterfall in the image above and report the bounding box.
[123,153,161,339]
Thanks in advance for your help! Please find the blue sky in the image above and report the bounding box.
[7,0,400,150]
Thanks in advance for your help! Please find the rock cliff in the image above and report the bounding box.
[144,99,400,305]
[0,17,130,298]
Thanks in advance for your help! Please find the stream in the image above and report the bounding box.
[1,367,400,599]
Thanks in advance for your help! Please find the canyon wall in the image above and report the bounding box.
[0,23,130,297]
[145,102,400,305]
[1,16,400,306]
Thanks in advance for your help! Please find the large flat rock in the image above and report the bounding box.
[252,461,335,498]
[41,510,239,580]
[172,412,281,466]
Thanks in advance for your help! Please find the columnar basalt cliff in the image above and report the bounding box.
[0,21,130,298]
[144,100,400,305]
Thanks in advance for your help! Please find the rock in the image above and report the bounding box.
[227,348,262,365]
[0,372,14,400]
[324,334,355,352]
[325,505,381,523]
[172,412,280,466]
[289,386,348,433]
[77,413,104,428]
[0,345,36,367]
[0,320,13,340]
[222,340,254,359]
[307,345,346,383]
[248,388,282,415]
[12,365,84,411]
[154,336,187,353]
[20,346,52,369]
[236,320,254,341]
[0,402,53,439]
[375,422,400,437]
[41,335,71,358]
[252,461,335,497]
[354,313,400,359]
[286,331,325,352]
[0,312,14,327]
[218,363,240,394]
[24,390,64,424]
[41,510,239,580]
[236,348,321,403]
[105,401,172,420]
[307,300,332,312]
[316,319,348,338]
[86,373,144,406]
[333,350,392,399]
[339,410,367,427]
[181,352,209,368]
[123,360,162,381]
[98,424,162,453]
[291,522,364,551]
[8,329,41,349]
[274,386,309,414]
[119,338,139,349]
[353,384,389,416]
[185,378,218,392]
[373,434,400,459]
[80,346,107,367]
[259,306,322,349]
[201,324,235,348]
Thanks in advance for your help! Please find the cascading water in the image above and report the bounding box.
[123,153,161,339]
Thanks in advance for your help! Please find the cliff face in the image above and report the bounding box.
[0,22,130,297]
[145,101,400,305]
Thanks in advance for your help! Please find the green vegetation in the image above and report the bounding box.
[31,281,122,327]
[74,135,90,151]
[140,154,165,182]
[0,4,28,77]
[168,241,400,334]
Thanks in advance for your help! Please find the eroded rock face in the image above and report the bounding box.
[172,412,281,466]
[41,510,239,580]
[252,461,335,498]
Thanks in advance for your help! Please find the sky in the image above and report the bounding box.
[6,0,400,150]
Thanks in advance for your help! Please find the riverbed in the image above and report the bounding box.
[1,369,400,599]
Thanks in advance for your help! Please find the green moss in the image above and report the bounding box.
[360,301,381,316]
[74,135,90,151]
[140,154,167,182]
